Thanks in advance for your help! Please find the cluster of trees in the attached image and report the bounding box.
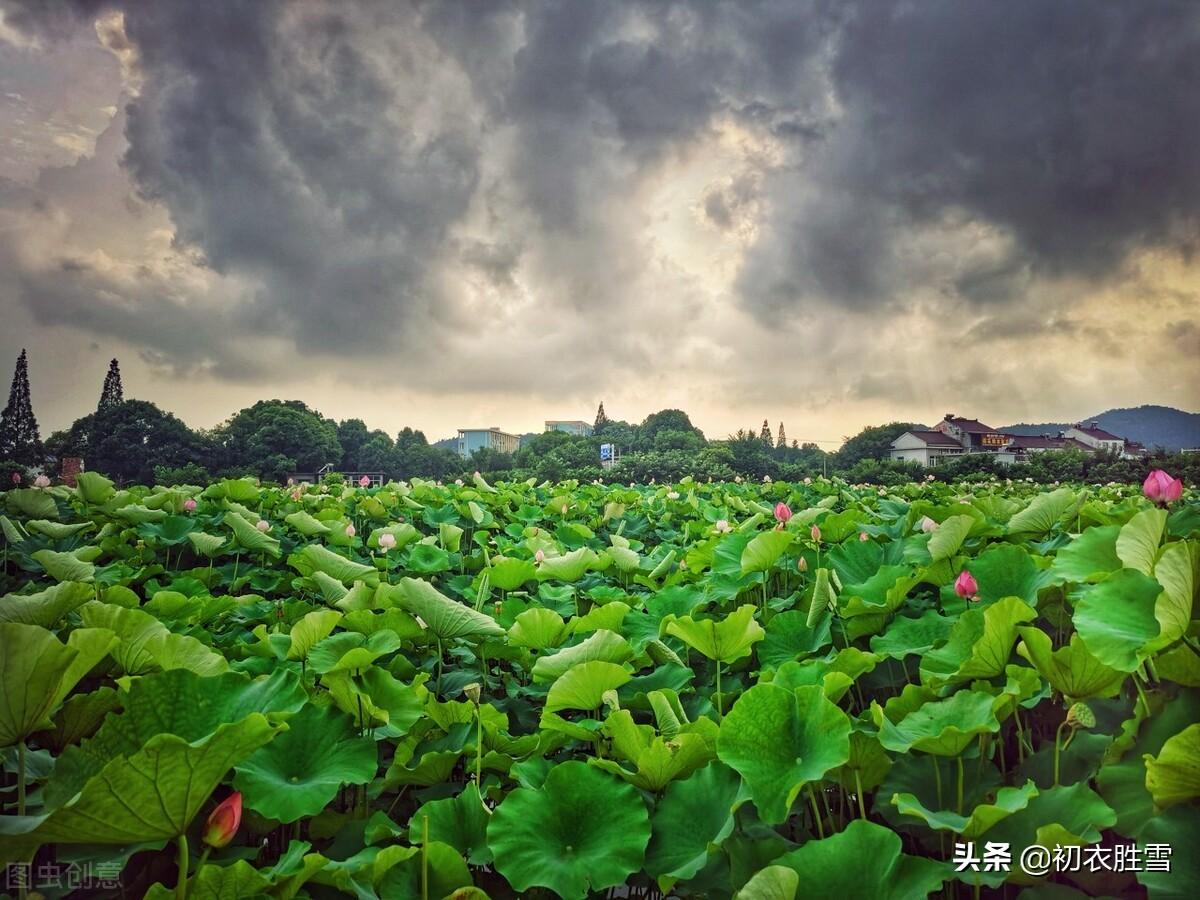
[3,350,1196,487]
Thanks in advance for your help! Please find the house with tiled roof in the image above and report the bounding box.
[889,429,968,466]
[1064,422,1127,455]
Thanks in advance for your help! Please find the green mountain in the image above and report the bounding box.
[1001,405,1200,451]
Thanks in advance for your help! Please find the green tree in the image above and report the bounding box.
[96,358,124,414]
[834,421,922,467]
[337,419,391,471]
[776,421,787,449]
[759,419,772,444]
[594,401,610,433]
[88,400,213,484]
[219,400,341,480]
[0,349,43,465]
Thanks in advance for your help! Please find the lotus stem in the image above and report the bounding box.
[853,768,867,820]
[1053,720,1069,787]
[17,739,26,817]
[421,815,429,900]
[955,755,964,815]
[475,703,484,788]
[806,785,825,839]
[715,660,722,721]
[175,833,189,900]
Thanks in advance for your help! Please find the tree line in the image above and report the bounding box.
[1,350,1196,487]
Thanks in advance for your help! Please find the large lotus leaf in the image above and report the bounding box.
[235,705,376,823]
[187,531,227,557]
[1016,628,1125,701]
[307,630,402,675]
[112,504,167,524]
[608,544,640,573]
[806,566,838,628]
[507,607,566,650]
[892,780,1039,838]
[569,600,630,635]
[1144,723,1200,811]
[407,541,451,573]
[75,471,115,505]
[870,610,955,659]
[740,530,794,574]
[983,783,1115,866]
[535,547,598,582]
[31,548,96,583]
[145,859,271,900]
[544,660,631,713]
[0,715,281,861]
[323,667,426,735]
[1137,804,1200,899]
[717,683,851,824]
[872,689,1000,757]
[1073,569,1162,672]
[25,519,93,540]
[759,609,832,670]
[285,509,331,536]
[488,557,538,591]
[737,866,799,900]
[928,515,975,563]
[0,624,116,747]
[0,581,94,627]
[79,601,171,675]
[645,761,743,880]
[145,631,229,676]
[405,783,492,865]
[1049,525,1122,584]
[49,668,305,807]
[289,544,378,586]
[771,820,945,900]
[1147,539,1196,652]
[487,760,650,900]
[530,630,630,683]
[965,544,1052,606]
[287,608,343,661]
[224,511,281,557]
[371,842,471,900]
[393,577,503,641]
[1007,488,1075,537]
[665,604,764,664]
[591,713,715,791]
[6,488,59,519]
[1116,507,1168,576]
[919,597,1036,684]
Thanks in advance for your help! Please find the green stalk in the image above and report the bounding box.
[715,660,723,721]
[955,755,964,815]
[17,740,26,817]
[853,768,867,820]
[175,833,189,900]
[475,705,483,788]
[806,786,825,839]
[421,815,429,900]
[1053,720,1069,787]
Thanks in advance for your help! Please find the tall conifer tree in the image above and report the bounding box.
[777,422,787,448]
[0,349,43,464]
[759,419,771,443]
[594,401,610,432]
[97,358,124,413]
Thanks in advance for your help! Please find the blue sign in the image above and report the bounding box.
[600,443,614,461]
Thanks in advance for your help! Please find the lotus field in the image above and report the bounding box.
[1,470,1198,900]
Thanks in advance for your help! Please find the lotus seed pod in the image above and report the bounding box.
[1066,702,1095,729]
[464,682,482,705]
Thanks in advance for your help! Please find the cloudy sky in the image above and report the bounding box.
[2,0,1198,446]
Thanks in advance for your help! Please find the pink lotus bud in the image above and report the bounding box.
[920,516,937,533]
[1143,469,1183,505]
[774,502,793,525]
[203,792,242,849]
[34,474,51,488]
[954,570,979,600]
[10,472,20,485]
[810,524,821,542]
[859,532,869,542]
[714,519,731,534]
[379,532,397,550]
[255,520,270,533]
[345,523,356,538]
[359,475,371,488]
[183,498,197,512]
[797,557,808,573]
[291,489,302,502]
[535,549,546,563]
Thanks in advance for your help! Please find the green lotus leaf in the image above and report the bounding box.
[1147,539,1196,651]
[507,607,566,650]
[307,629,402,675]
[31,548,96,583]
[49,668,305,807]
[289,544,378,586]
[592,708,715,791]
[983,782,1116,865]
[287,608,343,661]
[1049,524,1122,583]
[608,543,641,572]
[406,783,492,865]
[372,842,472,900]
[1,715,281,864]
[645,761,743,880]
[75,471,115,505]
[1016,628,1125,701]
[569,600,630,635]
[717,683,851,824]
[487,760,650,900]
[6,488,59,519]
[488,557,538,591]
[919,597,1037,684]
[25,519,93,540]
[223,511,281,557]
[872,689,1000,757]
[283,509,330,536]
[144,858,272,900]
[145,631,229,676]
[187,531,227,557]
[235,705,376,823]
[870,610,955,659]
[112,503,167,524]
[665,604,764,664]
[740,530,793,574]
[1072,568,1162,672]
[407,541,451,573]
[928,515,975,562]
[806,566,838,628]
[0,624,116,747]
[1007,488,1076,537]
[1136,804,1200,899]
[771,819,945,899]
[965,544,1052,606]
[535,547,598,582]
[893,780,1039,838]
[531,628,633,682]
[78,601,170,675]
[736,865,799,900]
[544,660,631,713]
[323,667,426,735]
[0,581,94,627]
[394,577,503,641]
[1144,723,1200,811]
[1116,507,1168,576]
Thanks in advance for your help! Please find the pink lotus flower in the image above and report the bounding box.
[10,472,20,485]
[291,489,302,502]
[203,792,242,848]
[455,479,464,486]
[810,524,821,542]
[667,490,680,500]
[797,557,808,573]
[534,549,546,563]
[954,570,979,601]
[1143,469,1183,505]
[183,498,197,512]
[33,474,51,488]
[774,502,793,526]
[379,532,397,550]
[345,523,356,538]
[255,520,270,533]
[920,516,938,533]
[287,477,295,486]
[859,532,869,542]
[359,475,371,488]
[714,519,731,534]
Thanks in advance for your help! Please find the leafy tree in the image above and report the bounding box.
[44,415,95,468]
[88,400,214,484]
[776,422,787,449]
[219,400,341,480]
[97,358,124,414]
[336,419,371,469]
[0,349,43,465]
[394,427,458,479]
[759,419,772,444]
[834,422,921,467]
[594,401,610,433]
[356,432,397,472]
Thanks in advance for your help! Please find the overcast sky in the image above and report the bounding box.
[2,1,1198,446]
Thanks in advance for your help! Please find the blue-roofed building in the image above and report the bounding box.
[457,427,521,458]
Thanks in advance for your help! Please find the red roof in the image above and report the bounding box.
[943,416,996,433]
[1008,435,1061,449]
[904,430,964,448]
[1073,424,1123,441]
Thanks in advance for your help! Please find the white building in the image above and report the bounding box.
[544,419,593,436]
[457,427,521,458]
[1063,423,1126,455]
[889,430,967,466]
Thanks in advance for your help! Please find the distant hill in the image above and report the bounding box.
[1000,405,1200,451]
